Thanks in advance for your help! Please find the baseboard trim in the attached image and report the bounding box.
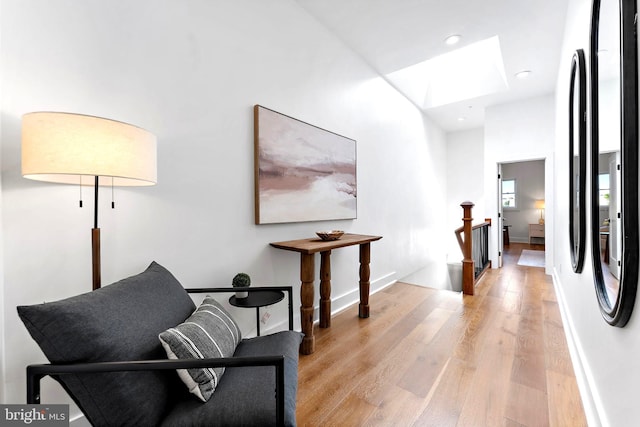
[259,272,397,336]
[508,237,531,244]
[316,271,396,322]
[551,268,605,427]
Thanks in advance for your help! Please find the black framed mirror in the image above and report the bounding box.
[570,49,587,273]
[589,0,639,326]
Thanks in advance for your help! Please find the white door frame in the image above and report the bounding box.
[497,163,504,267]
[494,157,550,272]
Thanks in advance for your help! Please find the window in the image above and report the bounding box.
[599,173,610,206]
[502,179,516,208]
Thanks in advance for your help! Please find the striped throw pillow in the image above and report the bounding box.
[159,296,242,402]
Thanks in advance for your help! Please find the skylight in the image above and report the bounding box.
[385,36,509,109]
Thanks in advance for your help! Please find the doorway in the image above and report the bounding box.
[498,159,546,267]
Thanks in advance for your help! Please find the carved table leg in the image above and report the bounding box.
[300,253,316,354]
[359,243,371,318]
[319,250,331,328]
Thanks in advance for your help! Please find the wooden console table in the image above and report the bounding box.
[270,233,382,355]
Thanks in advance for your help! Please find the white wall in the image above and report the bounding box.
[445,128,484,259]
[552,0,640,426]
[0,0,447,416]
[502,160,546,242]
[484,94,556,274]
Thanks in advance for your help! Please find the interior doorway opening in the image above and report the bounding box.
[498,159,546,267]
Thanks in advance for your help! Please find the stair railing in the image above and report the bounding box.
[454,201,491,295]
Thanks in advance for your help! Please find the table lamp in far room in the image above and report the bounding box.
[21,112,157,290]
[535,199,545,224]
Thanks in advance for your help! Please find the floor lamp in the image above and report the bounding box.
[21,112,157,290]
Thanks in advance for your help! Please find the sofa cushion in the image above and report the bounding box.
[161,330,303,427]
[159,296,242,402]
[17,261,196,427]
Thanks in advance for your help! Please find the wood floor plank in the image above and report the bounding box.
[455,310,520,427]
[487,273,511,298]
[297,284,443,424]
[543,301,578,377]
[511,316,547,392]
[413,307,456,344]
[505,381,550,427]
[304,283,433,353]
[355,330,435,405]
[298,284,433,375]
[501,289,523,313]
[542,299,563,326]
[354,307,455,406]
[413,357,475,427]
[504,269,526,292]
[296,356,374,426]
[547,370,588,427]
[504,418,528,427]
[453,294,502,367]
[320,394,378,427]
[395,305,469,398]
[296,243,587,426]
[363,386,428,427]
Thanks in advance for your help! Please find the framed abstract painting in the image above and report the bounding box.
[254,105,357,224]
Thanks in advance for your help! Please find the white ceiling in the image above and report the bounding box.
[296,0,569,132]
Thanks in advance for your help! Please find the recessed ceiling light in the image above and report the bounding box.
[445,35,462,46]
[458,117,466,121]
[515,70,532,79]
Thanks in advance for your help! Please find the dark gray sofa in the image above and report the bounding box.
[17,262,303,426]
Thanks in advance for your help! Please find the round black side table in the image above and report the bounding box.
[229,290,284,336]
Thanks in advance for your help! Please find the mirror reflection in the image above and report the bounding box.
[571,137,579,251]
[569,49,586,273]
[595,0,620,308]
[597,152,620,303]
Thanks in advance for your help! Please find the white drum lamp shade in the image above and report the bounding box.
[22,112,157,186]
[21,111,157,290]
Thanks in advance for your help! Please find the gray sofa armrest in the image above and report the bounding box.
[27,355,286,426]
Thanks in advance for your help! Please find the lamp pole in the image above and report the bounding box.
[92,176,101,290]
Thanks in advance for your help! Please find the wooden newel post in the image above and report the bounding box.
[461,201,475,295]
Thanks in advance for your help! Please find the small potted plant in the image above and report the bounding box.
[232,273,251,299]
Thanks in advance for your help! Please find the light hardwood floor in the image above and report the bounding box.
[296,243,587,426]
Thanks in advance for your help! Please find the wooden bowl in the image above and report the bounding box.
[316,230,344,241]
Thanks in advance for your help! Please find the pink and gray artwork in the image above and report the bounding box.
[255,105,357,224]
